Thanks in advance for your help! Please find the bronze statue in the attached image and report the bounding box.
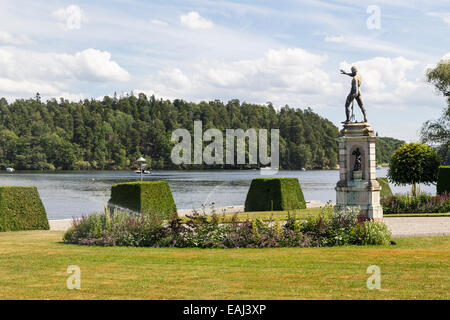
[340,66,368,123]
[352,148,362,171]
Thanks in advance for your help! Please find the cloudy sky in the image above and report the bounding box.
[0,0,449,140]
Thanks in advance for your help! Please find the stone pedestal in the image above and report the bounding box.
[335,122,383,220]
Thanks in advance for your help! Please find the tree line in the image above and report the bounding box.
[0,94,402,171]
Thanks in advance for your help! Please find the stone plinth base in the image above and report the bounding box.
[335,122,383,220]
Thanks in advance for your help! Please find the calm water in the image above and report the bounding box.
[0,168,435,219]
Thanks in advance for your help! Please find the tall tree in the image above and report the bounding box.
[421,59,450,164]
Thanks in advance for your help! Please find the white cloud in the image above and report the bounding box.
[339,56,435,109]
[324,35,344,43]
[0,47,129,82]
[442,52,450,61]
[138,48,441,125]
[0,31,33,45]
[180,11,213,30]
[150,19,168,27]
[0,78,61,95]
[427,12,450,26]
[52,5,87,31]
[65,49,131,82]
[140,47,340,106]
[0,47,129,101]
[324,34,429,59]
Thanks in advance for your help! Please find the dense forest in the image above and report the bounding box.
[375,137,405,164]
[0,93,403,171]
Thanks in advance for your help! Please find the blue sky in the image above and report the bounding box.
[0,0,449,140]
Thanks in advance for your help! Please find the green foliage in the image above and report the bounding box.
[421,59,450,165]
[426,59,450,99]
[376,177,393,197]
[108,181,177,220]
[0,186,49,231]
[244,178,306,212]
[376,137,405,164]
[0,94,399,170]
[350,220,392,246]
[64,205,392,248]
[437,166,450,195]
[388,143,441,195]
[381,193,450,214]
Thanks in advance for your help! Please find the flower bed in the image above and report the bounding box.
[63,206,392,248]
[381,193,450,214]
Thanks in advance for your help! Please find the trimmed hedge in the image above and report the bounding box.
[437,166,450,195]
[108,181,177,220]
[0,186,49,232]
[376,177,393,198]
[244,178,306,212]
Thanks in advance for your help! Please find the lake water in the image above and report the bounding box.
[0,168,435,219]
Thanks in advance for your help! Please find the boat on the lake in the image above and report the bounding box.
[135,169,151,175]
[6,167,15,173]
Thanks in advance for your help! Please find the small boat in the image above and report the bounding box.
[6,167,15,173]
[135,169,151,175]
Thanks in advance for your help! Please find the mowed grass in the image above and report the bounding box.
[0,231,448,300]
[181,207,323,222]
[192,206,450,222]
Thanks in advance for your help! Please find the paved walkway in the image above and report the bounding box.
[384,216,450,238]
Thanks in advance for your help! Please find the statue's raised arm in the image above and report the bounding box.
[341,66,367,123]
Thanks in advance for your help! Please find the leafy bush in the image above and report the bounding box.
[64,205,392,248]
[376,177,393,197]
[244,178,306,211]
[350,221,392,245]
[437,166,450,195]
[388,143,440,196]
[108,181,177,220]
[0,186,49,232]
[381,193,450,213]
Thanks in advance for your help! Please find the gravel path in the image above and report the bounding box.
[384,216,450,238]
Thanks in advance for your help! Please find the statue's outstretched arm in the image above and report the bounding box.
[340,69,353,77]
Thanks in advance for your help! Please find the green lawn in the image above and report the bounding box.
[0,231,448,299]
[182,207,322,222]
[194,207,450,222]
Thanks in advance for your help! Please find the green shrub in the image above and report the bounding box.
[351,220,392,245]
[437,166,450,195]
[377,177,393,197]
[381,193,450,213]
[0,186,49,232]
[244,178,306,212]
[64,205,392,248]
[108,181,177,220]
